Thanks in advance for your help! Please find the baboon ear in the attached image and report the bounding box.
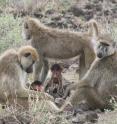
[24,22,28,29]
[24,52,31,57]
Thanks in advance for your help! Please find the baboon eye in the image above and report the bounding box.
[101,42,109,46]
[24,53,31,57]
[24,23,28,29]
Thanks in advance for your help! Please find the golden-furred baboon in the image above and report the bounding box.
[63,34,115,99]
[59,39,117,112]
[22,17,111,83]
[0,46,53,108]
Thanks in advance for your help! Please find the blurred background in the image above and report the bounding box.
[0,0,116,53]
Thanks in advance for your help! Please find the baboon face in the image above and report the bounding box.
[22,22,31,40]
[51,64,62,83]
[22,18,39,41]
[20,52,35,73]
[95,41,115,59]
[19,46,39,73]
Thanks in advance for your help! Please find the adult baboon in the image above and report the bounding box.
[0,46,53,108]
[22,17,110,82]
[63,39,114,100]
[59,39,117,112]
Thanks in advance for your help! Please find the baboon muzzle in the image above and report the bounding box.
[26,66,33,73]
[97,53,103,58]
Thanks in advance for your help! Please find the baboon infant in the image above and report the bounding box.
[44,64,72,99]
[22,17,104,83]
[30,80,44,91]
[0,46,53,108]
[60,39,117,112]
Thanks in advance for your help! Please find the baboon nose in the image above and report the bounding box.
[97,53,103,58]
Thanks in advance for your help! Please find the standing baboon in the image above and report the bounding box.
[60,39,117,112]
[0,46,53,108]
[22,17,111,83]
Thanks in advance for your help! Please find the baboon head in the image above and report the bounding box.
[51,64,62,83]
[18,46,39,73]
[95,37,115,59]
[88,19,115,59]
[22,17,42,40]
[89,20,115,59]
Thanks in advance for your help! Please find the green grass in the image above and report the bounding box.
[0,0,9,7]
[0,14,23,53]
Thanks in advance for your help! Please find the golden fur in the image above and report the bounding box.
[0,46,53,108]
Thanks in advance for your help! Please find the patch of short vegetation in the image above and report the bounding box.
[0,14,23,53]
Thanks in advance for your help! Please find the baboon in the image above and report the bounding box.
[62,28,114,100]
[0,46,53,108]
[44,64,63,96]
[59,38,117,112]
[63,40,115,99]
[22,17,103,83]
[30,80,44,91]
[44,64,71,99]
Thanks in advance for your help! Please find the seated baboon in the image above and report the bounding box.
[44,64,72,99]
[0,46,53,108]
[63,29,114,100]
[30,80,44,91]
[59,38,117,112]
[22,17,110,83]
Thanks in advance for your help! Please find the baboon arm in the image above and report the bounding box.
[59,98,72,113]
[63,78,91,100]
[78,59,99,87]
[40,59,49,82]
[33,58,43,82]
[43,79,51,91]
[34,56,49,83]
[79,50,86,79]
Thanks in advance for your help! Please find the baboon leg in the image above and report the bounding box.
[60,86,105,112]
[62,87,70,99]
[71,87,105,110]
[34,55,49,83]
[40,59,49,83]
[79,51,86,79]
[33,56,43,82]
